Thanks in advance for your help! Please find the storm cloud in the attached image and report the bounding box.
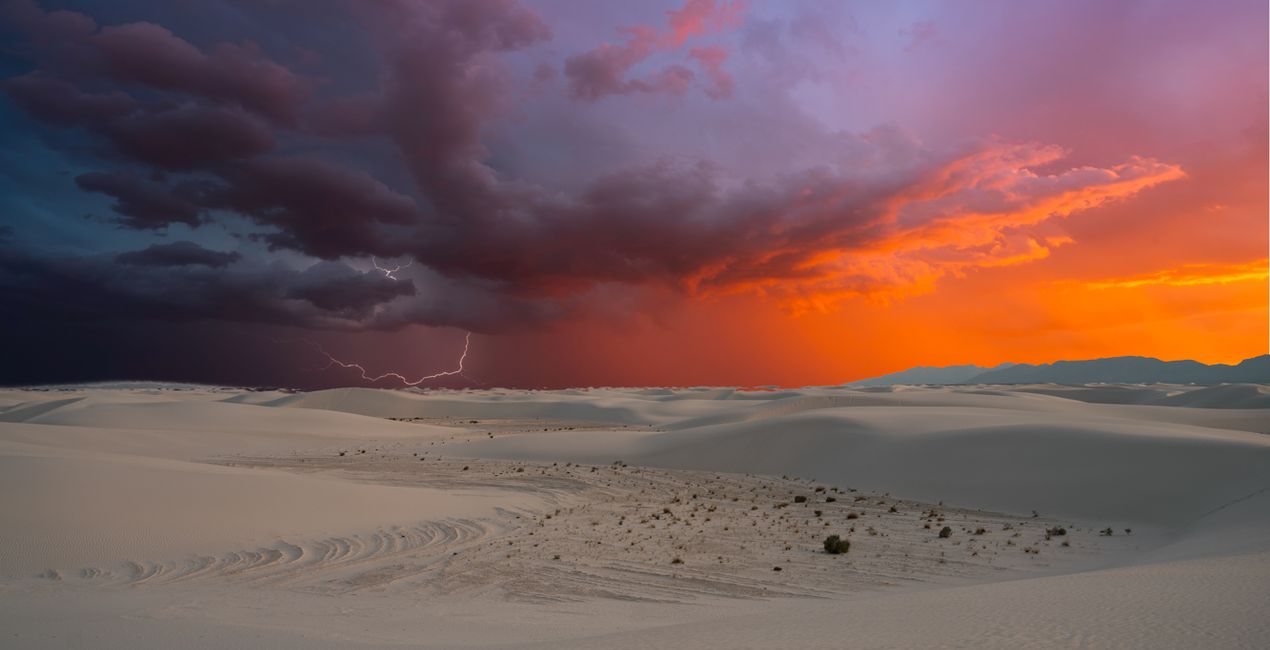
[0,0,1259,388]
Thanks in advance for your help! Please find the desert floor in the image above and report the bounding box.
[1,382,1268,648]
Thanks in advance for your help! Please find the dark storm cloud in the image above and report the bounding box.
[3,74,136,125]
[4,75,276,169]
[88,22,309,123]
[0,0,1189,337]
[2,0,308,123]
[200,157,419,259]
[115,241,240,268]
[0,245,411,329]
[99,105,276,169]
[75,171,202,229]
[352,0,551,218]
[286,261,416,319]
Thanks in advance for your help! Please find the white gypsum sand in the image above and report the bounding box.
[0,383,1267,648]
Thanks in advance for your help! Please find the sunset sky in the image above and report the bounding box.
[1,0,1266,388]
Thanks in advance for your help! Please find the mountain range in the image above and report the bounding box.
[849,355,1270,386]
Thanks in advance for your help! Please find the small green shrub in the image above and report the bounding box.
[939,526,953,539]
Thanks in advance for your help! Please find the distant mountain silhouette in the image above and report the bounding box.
[849,355,1269,386]
[849,363,1014,387]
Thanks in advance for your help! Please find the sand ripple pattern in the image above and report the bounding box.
[73,518,497,593]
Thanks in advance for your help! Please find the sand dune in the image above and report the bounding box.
[1,383,1267,648]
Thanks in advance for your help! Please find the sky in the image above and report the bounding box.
[0,0,1266,389]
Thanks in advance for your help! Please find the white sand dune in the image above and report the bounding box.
[1,383,1267,648]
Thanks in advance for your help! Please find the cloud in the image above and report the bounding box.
[3,74,136,125]
[666,0,745,47]
[286,261,416,319]
[348,0,551,218]
[689,46,733,98]
[0,245,413,330]
[115,241,241,268]
[199,157,419,259]
[408,132,1183,313]
[76,171,202,229]
[3,0,307,123]
[1081,259,1269,290]
[5,74,275,169]
[563,0,742,101]
[564,26,683,101]
[0,0,1192,334]
[89,22,309,123]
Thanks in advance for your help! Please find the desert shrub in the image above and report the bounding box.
[888,506,898,513]
[1100,527,1114,536]
[823,535,851,554]
[846,512,859,520]
[939,526,953,538]
[1045,526,1067,537]
[825,496,837,503]
[814,510,823,517]
[671,557,683,565]
[794,495,808,503]
[974,528,986,535]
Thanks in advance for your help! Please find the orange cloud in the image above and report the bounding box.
[1081,259,1269,290]
[702,144,1186,313]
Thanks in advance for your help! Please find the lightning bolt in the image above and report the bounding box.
[372,257,413,280]
[278,258,473,388]
[310,331,473,387]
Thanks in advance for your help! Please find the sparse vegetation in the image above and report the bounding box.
[939,526,953,538]
[823,535,851,554]
[794,495,808,503]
